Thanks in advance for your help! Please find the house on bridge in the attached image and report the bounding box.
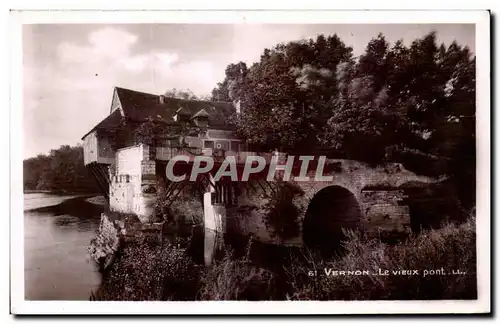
[84,87,436,266]
[82,87,247,219]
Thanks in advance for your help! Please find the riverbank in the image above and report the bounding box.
[91,217,476,301]
[23,190,54,194]
[25,194,106,219]
[85,195,107,206]
[24,189,102,195]
[24,191,105,211]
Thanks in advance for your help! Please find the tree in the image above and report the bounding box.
[23,154,51,190]
[164,88,199,100]
[132,117,201,147]
[211,62,248,102]
[430,42,476,209]
[213,34,354,153]
[320,61,403,164]
[209,31,476,210]
[356,33,390,93]
[23,145,99,193]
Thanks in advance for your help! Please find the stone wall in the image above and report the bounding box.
[203,192,226,233]
[360,190,410,233]
[108,149,433,254]
[225,186,410,247]
[116,145,142,174]
[109,174,153,221]
[223,160,433,246]
[88,212,122,270]
[89,212,164,270]
[225,182,305,246]
[110,144,156,223]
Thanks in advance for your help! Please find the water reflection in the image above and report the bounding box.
[24,194,104,300]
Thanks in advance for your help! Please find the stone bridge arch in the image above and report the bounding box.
[208,159,437,249]
[290,160,436,245]
[302,185,362,250]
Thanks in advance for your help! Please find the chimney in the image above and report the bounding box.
[159,94,165,104]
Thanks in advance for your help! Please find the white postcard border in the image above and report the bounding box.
[10,9,491,315]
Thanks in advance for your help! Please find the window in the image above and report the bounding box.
[204,140,214,149]
[215,140,229,151]
[230,141,240,152]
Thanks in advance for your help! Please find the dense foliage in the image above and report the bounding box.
[23,145,99,193]
[212,31,476,209]
[92,216,476,300]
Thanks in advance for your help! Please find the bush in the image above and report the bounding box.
[155,185,204,225]
[168,196,204,225]
[92,217,476,301]
[262,182,304,240]
[198,251,279,300]
[284,217,476,300]
[90,241,202,301]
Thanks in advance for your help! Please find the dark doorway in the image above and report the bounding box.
[302,186,362,253]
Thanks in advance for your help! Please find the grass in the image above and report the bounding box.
[198,253,279,300]
[90,217,477,301]
[90,239,202,301]
[284,217,476,300]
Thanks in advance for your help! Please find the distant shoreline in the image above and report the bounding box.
[24,190,101,196]
[25,194,106,215]
[24,191,107,208]
[23,190,53,194]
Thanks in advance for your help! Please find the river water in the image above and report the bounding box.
[24,193,103,300]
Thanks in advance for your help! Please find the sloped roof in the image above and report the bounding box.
[191,108,210,119]
[81,109,122,139]
[175,107,191,116]
[115,87,235,128]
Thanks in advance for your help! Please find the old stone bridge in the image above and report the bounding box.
[89,144,435,266]
[83,87,438,267]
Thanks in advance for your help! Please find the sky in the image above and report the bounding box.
[23,23,475,159]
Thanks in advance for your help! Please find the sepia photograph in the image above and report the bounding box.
[11,9,490,315]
